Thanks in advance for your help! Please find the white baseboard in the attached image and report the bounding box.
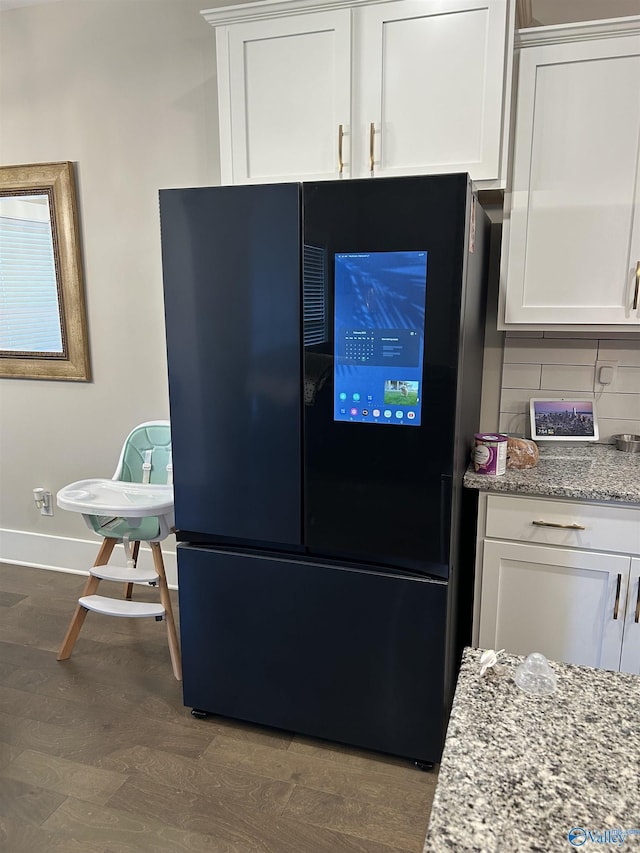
[0,528,178,589]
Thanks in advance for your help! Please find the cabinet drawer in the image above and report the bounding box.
[485,494,640,555]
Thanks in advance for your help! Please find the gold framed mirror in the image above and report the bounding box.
[0,162,90,380]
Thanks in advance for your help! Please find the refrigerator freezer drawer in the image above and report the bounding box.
[178,544,448,763]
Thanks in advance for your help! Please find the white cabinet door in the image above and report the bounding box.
[354,0,510,182]
[503,28,640,326]
[208,0,513,187]
[479,540,629,670]
[620,557,640,675]
[219,10,352,183]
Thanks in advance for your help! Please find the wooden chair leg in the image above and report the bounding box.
[124,541,140,600]
[151,541,182,681]
[57,537,117,662]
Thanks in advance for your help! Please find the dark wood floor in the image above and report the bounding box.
[0,562,437,853]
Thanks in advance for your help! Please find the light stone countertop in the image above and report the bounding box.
[463,443,640,505]
[423,647,640,853]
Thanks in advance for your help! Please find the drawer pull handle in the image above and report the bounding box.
[635,580,640,624]
[338,124,344,175]
[531,520,586,530]
[634,261,640,311]
[369,122,375,174]
[613,573,622,620]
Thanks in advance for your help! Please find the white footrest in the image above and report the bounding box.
[90,565,159,584]
[79,594,165,619]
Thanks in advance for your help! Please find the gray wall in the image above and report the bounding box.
[0,0,217,575]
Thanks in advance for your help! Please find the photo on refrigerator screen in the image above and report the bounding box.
[529,398,599,441]
[333,250,427,426]
[384,380,419,405]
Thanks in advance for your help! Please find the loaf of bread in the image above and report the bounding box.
[506,437,539,469]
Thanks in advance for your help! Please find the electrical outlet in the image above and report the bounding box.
[33,488,53,516]
[595,360,618,387]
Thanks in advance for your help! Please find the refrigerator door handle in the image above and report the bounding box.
[439,475,452,566]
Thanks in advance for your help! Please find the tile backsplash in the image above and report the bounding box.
[499,333,640,442]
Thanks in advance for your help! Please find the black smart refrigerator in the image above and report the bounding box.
[159,174,488,764]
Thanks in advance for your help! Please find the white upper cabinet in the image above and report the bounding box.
[215,9,352,183]
[500,18,640,329]
[354,0,511,181]
[202,0,514,188]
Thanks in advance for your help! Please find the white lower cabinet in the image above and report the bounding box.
[476,494,640,674]
[621,558,640,675]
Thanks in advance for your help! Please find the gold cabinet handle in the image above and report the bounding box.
[633,261,640,311]
[635,578,640,624]
[369,122,375,174]
[531,520,586,530]
[338,124,344,175]
[613,573,622,620]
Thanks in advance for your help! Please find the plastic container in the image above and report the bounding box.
[473,433,508,475]
[514,652,557,695]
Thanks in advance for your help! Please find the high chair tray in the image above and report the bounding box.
[57,479,174,517]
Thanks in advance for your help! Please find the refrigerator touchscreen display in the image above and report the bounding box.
[334,250,427,425]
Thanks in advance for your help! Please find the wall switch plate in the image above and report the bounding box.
[596,360,618,387]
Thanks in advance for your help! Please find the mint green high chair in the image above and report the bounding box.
[56,421,181,680]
